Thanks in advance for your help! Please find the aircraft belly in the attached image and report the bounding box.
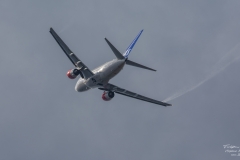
[75,79,90,92]
[84,73,103,88]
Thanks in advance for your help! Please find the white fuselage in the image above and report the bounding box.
[75,59,125,92]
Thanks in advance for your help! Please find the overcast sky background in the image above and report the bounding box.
[1,0,240,159]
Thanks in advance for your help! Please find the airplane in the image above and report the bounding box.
[49,28,172,106]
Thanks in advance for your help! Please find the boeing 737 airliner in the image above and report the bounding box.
[50,28,171,106]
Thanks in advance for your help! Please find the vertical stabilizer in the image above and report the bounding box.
[122,30,144,58]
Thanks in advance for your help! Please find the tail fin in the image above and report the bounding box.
[122,30,144,58]
[104,29,156,72]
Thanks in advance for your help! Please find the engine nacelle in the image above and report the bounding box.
[102,91,115,101]
[67,69,80,79]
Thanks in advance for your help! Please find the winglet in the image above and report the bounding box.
[122,30,144,58]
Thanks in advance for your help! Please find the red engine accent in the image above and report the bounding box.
[102,91,113,101]
[67,69,77,79]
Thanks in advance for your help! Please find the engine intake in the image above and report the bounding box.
[102,91,115,101]
[67,69,80,79]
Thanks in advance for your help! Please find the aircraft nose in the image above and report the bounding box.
[75,81,90,92]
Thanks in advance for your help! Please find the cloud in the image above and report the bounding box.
[1,0,240,160]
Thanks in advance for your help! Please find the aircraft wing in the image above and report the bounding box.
[99,83,172,106]
[49,28,94,79]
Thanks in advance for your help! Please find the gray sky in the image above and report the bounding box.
[1,0,240,159]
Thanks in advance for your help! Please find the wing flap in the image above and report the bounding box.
[50,28,76,65]
[49,28,94,79]
[100,83,171,106]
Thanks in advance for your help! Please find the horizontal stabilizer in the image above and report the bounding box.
[126,60,156,71]
[105,38,125,59]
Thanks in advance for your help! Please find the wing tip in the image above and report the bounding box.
[165,103,172,106]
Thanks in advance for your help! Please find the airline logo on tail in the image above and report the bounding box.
[123,30,144,58]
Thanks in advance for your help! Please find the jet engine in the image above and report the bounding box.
[102,91,115,101]
[67,69,80,79]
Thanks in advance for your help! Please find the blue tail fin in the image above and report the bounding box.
[122,30,143,58]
